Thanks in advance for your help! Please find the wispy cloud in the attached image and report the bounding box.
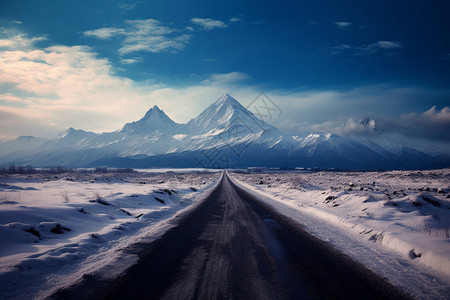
[0,31,46,49]
[331,44,351,55]
[191,18,228,30]
[120,57,142,64]
[201,72,249,85]
[335,21,352,29]
[229,16,242,22]
[0,93,23,102]
[12,20,22,24]
[84,19,192,55]
[117,2,138,10]
[84,27,125,40]
[365,40,402,50]
[333,41,403,55]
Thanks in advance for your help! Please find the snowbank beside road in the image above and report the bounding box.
[0,171,220,300]
[230,170,450,299]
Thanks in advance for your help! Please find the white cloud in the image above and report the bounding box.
[331,44,352,54]
[12,20,22,24]
[120,57,142,64]
[84,27,125,39]
[0,93,23,102]
[0,32,250,138]
[358,41,403,54]
[371,41,402,49]
[118,2,138,10]
[173,134,187,141]
[335,21,352,29]
[119,33,191,55]
[1,31,448,145]
[201,72,249,85]
[84,19,192,55]
[398,106,450,140]
[191,18,228,30]
[0,32,46,49]
[229,16,242,22]
[303,106,450,142]
[0,33,157,136]
[334,44,351,50]
[333,41,403,55]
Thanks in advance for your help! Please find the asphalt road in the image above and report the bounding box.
[52,172,411,300]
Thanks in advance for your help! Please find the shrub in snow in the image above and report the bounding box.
[38,222,70,236]
[7,222,41,239]
[60,191,70,203]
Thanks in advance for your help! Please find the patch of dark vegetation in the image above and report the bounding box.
[50,224,71,234]
[422,195,440,207]
[96,198,111,206]
[324,196,337,203]
[154,196,165,204]
[0,164,134,175]
[119,208,132,216]
[409,249,422,259]
[24,227,41,239]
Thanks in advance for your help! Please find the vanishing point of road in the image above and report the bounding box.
[53,172,410,300]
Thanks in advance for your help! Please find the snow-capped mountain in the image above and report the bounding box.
[0,136,48,157]
[0,94,448,170]
[179,94,284,153]
[187,94,272,134]
[120,105,182,134]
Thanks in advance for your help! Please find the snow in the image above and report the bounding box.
[0,171,220,300]
[230,169,450,298]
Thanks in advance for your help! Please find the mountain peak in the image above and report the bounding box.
[142,105,164,119]
[57,127,87,138]
[359,117,376,129]
[121,105,178,133]
[214,93,242,108]
[187,94,279,135]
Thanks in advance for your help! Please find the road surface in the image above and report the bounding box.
[52,172,410,299]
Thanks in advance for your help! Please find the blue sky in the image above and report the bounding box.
[0,0,449,141]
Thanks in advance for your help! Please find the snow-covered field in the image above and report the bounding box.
[231,169,450,298]
[2,168,449,299]
[0,171,220,300]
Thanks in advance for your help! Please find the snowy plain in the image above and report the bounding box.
[1,168,450,299]
[0,170,220,300]
[230,169,450,299]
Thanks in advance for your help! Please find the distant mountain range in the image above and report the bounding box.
[1,94,449,170]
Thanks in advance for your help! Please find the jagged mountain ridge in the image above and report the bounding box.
[0,94,448,170]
